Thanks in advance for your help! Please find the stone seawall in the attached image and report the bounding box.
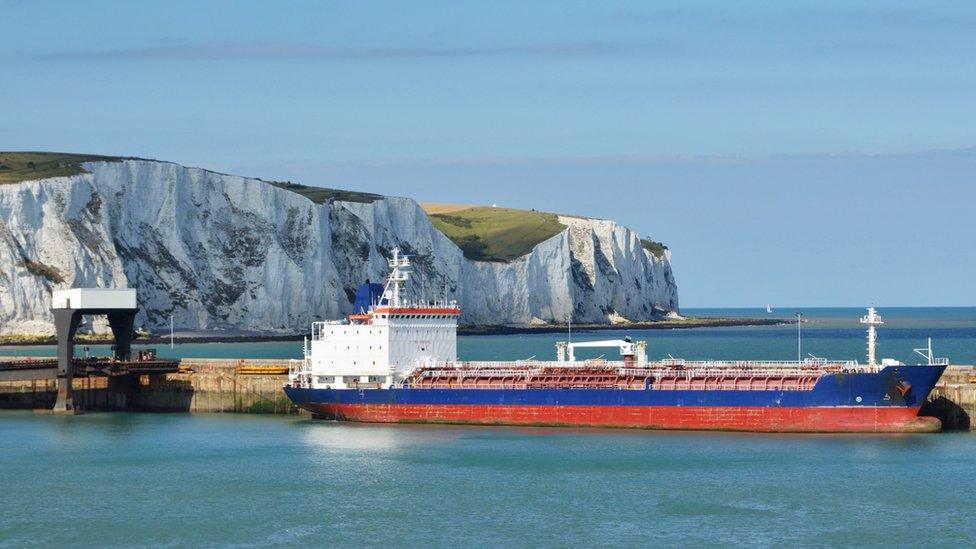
[138,359,296,414]
[920,365,976,430]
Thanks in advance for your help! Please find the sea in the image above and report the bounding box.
[2,307,975,547]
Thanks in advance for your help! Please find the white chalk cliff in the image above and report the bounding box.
[0,159,678,334]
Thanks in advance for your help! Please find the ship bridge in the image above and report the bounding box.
[296,248,460,390]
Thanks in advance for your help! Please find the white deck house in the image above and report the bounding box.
[298,249,460,389]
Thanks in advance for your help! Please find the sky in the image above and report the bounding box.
[1,1,974,307]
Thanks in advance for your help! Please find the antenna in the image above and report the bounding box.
[860,307,884,368]
[567,313,572,344]
[795,312,802,363]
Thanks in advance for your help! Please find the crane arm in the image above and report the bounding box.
[567,339,632,349]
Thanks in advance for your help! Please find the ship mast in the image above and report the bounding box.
[382,248,411,308]
[859,307,884,367]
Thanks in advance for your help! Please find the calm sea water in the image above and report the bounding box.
[2,308,976,547]
[2,307,974,364]
[3,414,976,547]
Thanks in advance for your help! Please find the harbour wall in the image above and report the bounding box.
[0,358,301,415]
[920,365,976,430]
[2,360,976,429]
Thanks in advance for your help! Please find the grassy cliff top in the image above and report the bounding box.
[0,152,129,184]
[424,205,567,262]
[640,238,668,259]
[268,181,382,204]
[0,152,382,205]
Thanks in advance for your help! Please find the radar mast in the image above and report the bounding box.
[859,307,884,367]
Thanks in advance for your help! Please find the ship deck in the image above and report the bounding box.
[403,359,860,391]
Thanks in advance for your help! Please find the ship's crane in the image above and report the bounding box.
[556,338,647,366]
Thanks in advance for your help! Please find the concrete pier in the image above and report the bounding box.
[0,358,299,414]
[919,365,976,430]
[137,359,297,414]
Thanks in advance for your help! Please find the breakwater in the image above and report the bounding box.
[921,365,976,430]
[3,360,976,429]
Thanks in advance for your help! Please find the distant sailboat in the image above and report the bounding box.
[766,304,773,313]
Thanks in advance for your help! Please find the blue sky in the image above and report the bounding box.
[1,1,974,306]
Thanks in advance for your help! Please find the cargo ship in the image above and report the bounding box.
[284,249,949,433]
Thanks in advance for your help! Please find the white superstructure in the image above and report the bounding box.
[292,249,460,389]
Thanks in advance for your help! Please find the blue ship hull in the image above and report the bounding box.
[285,365,946,432]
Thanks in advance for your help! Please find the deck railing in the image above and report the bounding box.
[409,359,861,379]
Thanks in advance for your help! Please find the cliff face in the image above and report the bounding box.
[0,160,678,334]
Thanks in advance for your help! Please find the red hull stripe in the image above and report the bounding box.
[303,403,941,433]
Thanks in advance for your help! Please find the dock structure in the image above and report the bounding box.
[8,288,179,414]
[0,358,296,414]
[51,289,138,413]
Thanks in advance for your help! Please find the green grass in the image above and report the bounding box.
[0,153,382,207]
[269,181,381,204]
[640,238,668,259]
[0,152,127,185]
[427,206,567,262]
